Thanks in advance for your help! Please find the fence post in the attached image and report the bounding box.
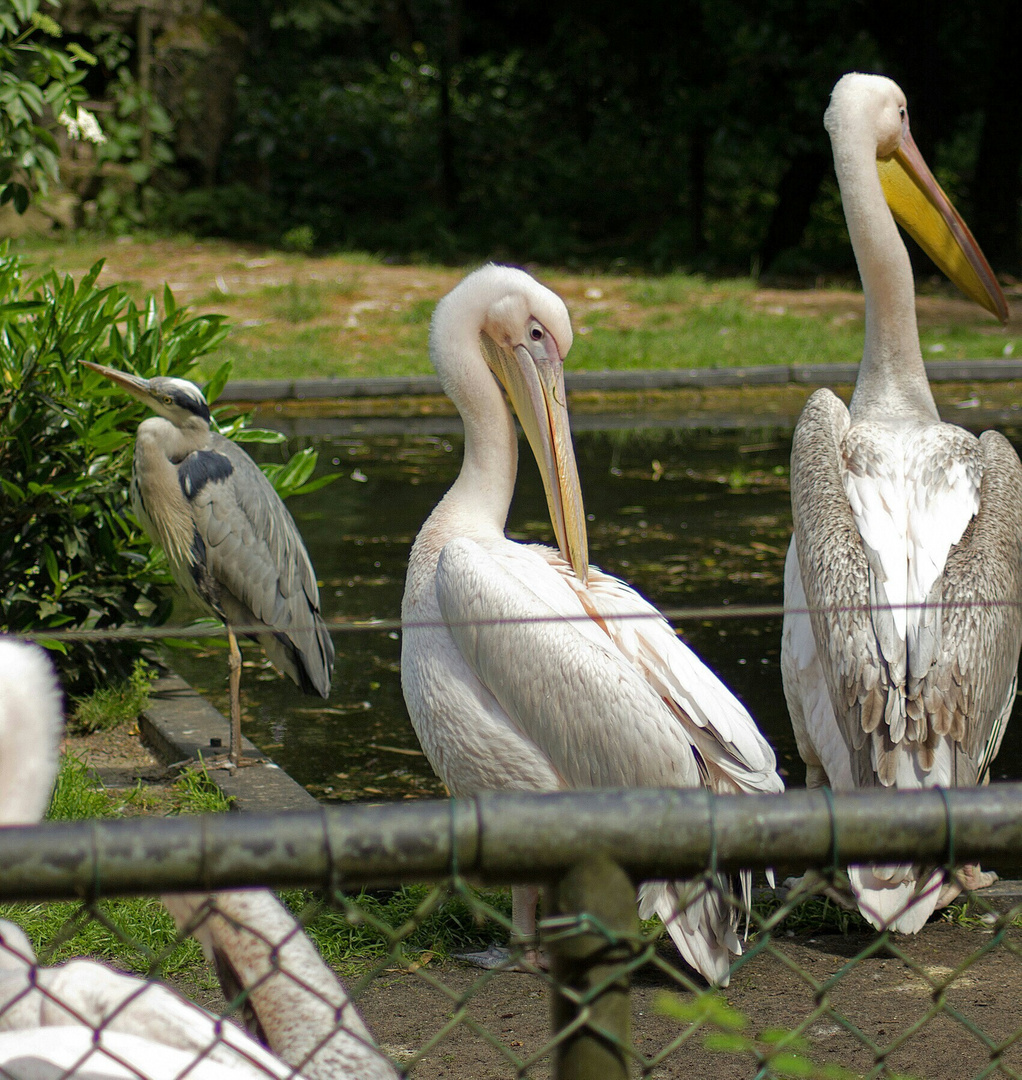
[545,853,637,1080]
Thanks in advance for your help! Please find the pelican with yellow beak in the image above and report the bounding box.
[401,264,783,986]
[781,73,1022,932]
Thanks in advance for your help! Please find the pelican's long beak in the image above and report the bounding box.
[481,334,589,583]
[877,130,1008,323]
[81,360,155,403]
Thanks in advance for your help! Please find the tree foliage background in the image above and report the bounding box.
[32,0,1022,275]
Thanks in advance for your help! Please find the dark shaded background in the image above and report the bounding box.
[62,0,1022,275]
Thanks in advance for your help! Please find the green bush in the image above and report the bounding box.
[0,248,226,688]
[0,245,328,692]
[0,0,96,213]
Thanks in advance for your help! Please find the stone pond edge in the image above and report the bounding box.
[216,360,1022,404]
[140,667,318,813]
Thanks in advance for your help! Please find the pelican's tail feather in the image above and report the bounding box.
[639,879,738,987]
[848,865,944,934]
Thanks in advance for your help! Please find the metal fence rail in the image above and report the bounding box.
[0,786,1021,1078]
[0,785,1019,899]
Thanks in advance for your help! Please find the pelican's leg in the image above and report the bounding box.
[452,886,545,971]
[227,626,243,767]
[512,885,545,968]
[937,864,999,908]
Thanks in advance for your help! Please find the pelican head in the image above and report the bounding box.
[82,362,212,429]
[431,264,589,581]
[825,72,1008,323]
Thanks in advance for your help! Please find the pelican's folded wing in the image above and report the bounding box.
[551,557,783,795]
[435,537,704,791]
[929,430,1022,785]
[789,388,885,785]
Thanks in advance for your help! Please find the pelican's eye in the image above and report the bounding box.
[529,324,543,341]
[899,107,906,120]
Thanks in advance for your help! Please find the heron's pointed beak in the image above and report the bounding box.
[481,334,589,583]
[81,361,155,404]
[877,131,1008,323]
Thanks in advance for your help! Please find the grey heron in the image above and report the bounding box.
[781,73,1022,931]
[82,362,334,767]
[400,264,782,984]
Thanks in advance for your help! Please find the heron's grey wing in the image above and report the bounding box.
[181,435,334,697]
[789,389,880,786]
[927,430,1022,785]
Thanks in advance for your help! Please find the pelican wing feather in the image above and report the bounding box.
[435,536,775,985]
[792,389,1022,791]
[0,1026,276,1079]
[790,388,879,784]
[546,557,783,795]
[929,430,1022,784]
[435,537,705,791]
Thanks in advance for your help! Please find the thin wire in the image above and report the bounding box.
[936,786,956,868]
[821,785,840,876]
[10,596,1022,644]
[705,787,718,880]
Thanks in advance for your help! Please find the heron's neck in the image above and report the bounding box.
[835,129,939,423]
[137,414,212,461]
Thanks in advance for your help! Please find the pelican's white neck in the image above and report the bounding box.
[426,277,519,541]
[827,81,939,423]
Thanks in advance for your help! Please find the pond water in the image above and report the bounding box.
[166,413,1022,801]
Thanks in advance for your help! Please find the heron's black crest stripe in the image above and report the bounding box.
[179,451,234,501]
[173,388,211,423]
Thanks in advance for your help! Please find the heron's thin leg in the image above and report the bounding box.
[227,625,243,767]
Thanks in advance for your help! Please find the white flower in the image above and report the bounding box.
[57,110,79,140]
[58,106,106,145]
[76,107,106,144]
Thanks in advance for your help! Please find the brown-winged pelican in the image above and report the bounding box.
[781,72,1021,932]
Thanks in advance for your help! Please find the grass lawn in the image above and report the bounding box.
[9,233,1020,384]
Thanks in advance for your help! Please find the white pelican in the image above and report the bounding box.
[0,640,303,1076]
[401,264,784,986]
[0,918,297,1078]
[164,890,397,1080]
[781,72,1022,933]
[0,640,391,1078]
[0,638,62,826]
[0,1027,282,1078]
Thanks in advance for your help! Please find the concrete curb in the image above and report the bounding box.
[216,360,1022,402]
[140,669,318,813]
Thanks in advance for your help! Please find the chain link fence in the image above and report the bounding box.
[0,786,1020,1078]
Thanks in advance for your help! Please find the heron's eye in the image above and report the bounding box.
[163,395,173,405]
[530,325,543,341]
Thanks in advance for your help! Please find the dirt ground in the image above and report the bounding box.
[356,923,1022,1079]
[64,721,1022,1079]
